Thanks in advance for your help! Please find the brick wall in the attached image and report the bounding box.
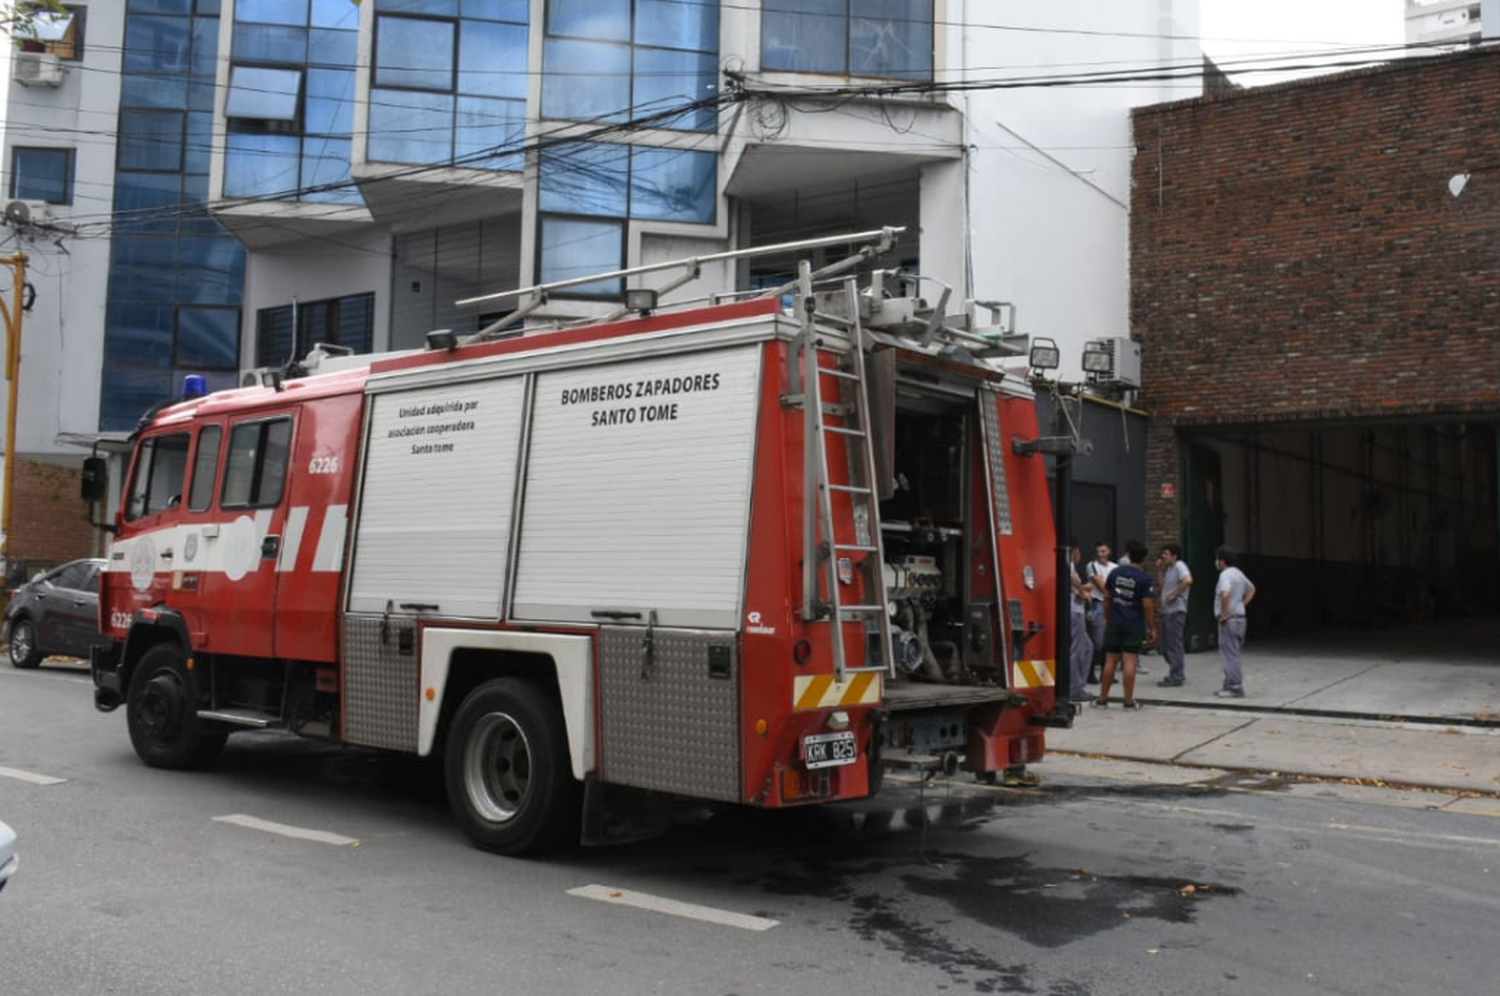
[1131,47,1500,549]
[5,459,95,566]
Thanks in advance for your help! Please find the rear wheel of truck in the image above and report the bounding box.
[444,678,580,855]
[126,644,227,769]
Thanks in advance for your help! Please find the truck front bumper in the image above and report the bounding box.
[91,644,124,712]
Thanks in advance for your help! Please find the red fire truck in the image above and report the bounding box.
[84,230,1072,854]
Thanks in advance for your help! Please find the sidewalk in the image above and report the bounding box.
[1049,618,1500,796]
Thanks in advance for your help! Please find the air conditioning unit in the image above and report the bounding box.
[13,51,64,87]
[1081,336,1142,389]
[3,199,50,229]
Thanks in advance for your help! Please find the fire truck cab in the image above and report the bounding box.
[85,230,1073,855]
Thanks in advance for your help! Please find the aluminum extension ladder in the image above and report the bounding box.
[788,263,895,681]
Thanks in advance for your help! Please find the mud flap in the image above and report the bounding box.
[579,778,674,847]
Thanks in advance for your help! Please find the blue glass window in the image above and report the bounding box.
[455,96,526,171]
[312,0,361,29]
[305,69,356,135]
[541,38,630,122]
[369,89,455,164]
[236,0,305,25]
[231,22,307,64]
[538,217,624,296]
[226,66,302,121]
[301,138,362,204]
[114,172,181,232]
[105,304,175,366]
[111,236,179,304]
[542,0,718,131]
[119,111,185,171]
[191,17,218,76]
[185,111,213,174]
[366,4,530,172]
[125,15,191,73]
[459,19,528,99]
[549,0,629,41]
[462,0,528,19]
[540,143,630,217]
[224,132,301,198]
[763,0,932,80]
[633,47,717,129]
[122,73,189,110]
[106,3,242,434]
[101,368,175,433]
[851,0,934,80]
[10,147,74,204]
[310,26,357,65]
[129,0,193,13]
[636,0,718,52]
[375,16,455,90]
[379,0,459,14]
[629,147,715,223]
[176,307,241,368]
[176,237,245,305]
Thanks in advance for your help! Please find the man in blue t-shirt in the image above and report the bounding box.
[1094,539,1157,710]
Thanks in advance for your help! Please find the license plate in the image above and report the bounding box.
[803,731,858,769]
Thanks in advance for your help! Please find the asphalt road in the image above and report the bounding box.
[3,663,1499,996]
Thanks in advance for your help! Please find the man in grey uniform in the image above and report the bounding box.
[1213,546,1256,698]
[1157,543,1192,686]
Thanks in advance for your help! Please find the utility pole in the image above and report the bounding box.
[0,252,29,565]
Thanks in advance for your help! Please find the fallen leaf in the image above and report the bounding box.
[608,890,623,898]
[1180,885,1197,896]
[1123,912,1132,919]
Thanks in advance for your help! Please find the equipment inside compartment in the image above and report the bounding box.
[878,405,989,684]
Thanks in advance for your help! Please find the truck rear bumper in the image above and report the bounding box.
[91,644,123,712]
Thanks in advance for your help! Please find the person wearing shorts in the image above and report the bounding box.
[1095,539,1157,710]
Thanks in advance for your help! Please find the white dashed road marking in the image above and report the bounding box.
[0,765,66,785]
[212,814,359,846]
[568,884,780,931]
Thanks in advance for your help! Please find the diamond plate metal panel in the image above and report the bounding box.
[342,614,419,751]
[599,627,741,802]
[979,392,1014,536]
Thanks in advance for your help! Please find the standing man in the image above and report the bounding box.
[1067,543,1094,703]
[1094,539,1156,710]
[1157,543,1192,686]
[1083,541,1115,683]
[1213,546,1256,698]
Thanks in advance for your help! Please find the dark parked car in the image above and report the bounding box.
[3,558,107,668]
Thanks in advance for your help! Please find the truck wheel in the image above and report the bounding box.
[8,617,42,668]
[444,679,580,855]
[126,644,227,769]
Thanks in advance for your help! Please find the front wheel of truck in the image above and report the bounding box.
[126,644,227,769]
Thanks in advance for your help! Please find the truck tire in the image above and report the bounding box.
[126,644,227,769]
[444,678,580,855]
[7,616,42,669]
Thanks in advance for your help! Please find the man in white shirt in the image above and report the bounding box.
[1157,543,1192,686]
[1213,546,1256,698]
[1083,542,1115,683]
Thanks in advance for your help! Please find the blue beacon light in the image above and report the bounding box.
[182,374,208,399]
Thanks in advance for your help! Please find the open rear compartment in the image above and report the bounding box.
[871,368,1025,778]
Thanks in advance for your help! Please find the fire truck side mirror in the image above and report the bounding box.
[81,457,108,504]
